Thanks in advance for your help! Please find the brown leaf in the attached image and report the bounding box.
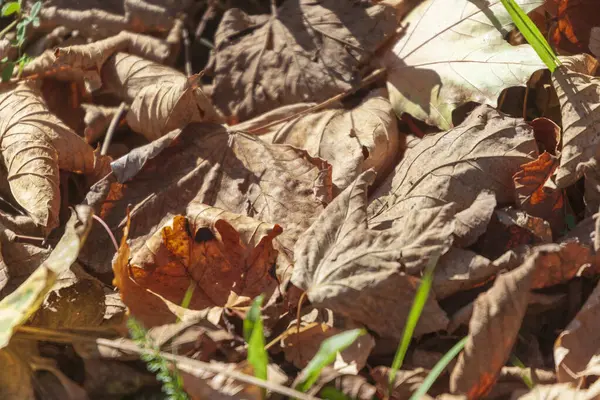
[514,152,565,234]
[281,308,374,372]
[450,242,593,397]
[551,54,600,188]
[432,248,500,300]
[83,123,331,278]
[368,104,538,245]
[126,205,281,312]
[237,89,401,192]
[292,171,450,338]
[207,0,397,120]
[555,279,600,383]
[450,251,537,398]
[310,367,377,400]
[0,339,37,400]
[0,81,110,234]
[550,0,600,54]
[101,52,223,140]
[22,28,179,90]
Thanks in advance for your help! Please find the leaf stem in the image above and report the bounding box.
[0,19,18,39]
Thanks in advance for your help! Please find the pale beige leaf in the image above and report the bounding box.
[0,81,110,233]
[238,89,401,192]
[101,52,222,140]
[292,171,450,338]
[384,0,544,129]
[368,105,538,245]
[207,0,397,120]
[551,54,600,188]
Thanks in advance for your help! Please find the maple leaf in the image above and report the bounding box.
[292,171,451,338]
[206,0,397,121]
[383,0,545,129]
[82,123,332,280]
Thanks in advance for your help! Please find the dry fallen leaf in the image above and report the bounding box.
[126,205,281,312]
[368,104,538,247]
[513,152,565,234]
[551,54,600,189]
[555,279,600,383]
[206,0,397,121]
[83,123,331,277]
[281,308,374,373]
[383,0,544,129]
[0,81,110,234]
[450,250,537,399]
[549,0,600,54]
[238,89,401,192]
[101,52,223,140]
[292,171,451,338]
[0,206,92,349]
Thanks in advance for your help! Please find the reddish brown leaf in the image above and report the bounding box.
[513,152,565,233]
[550,0,600,54]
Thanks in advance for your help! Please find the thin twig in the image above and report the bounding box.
[245,68,387,133]
[194,1,216,40]
[16,326,319,400]
[182,28,193,77]
[100,101,128,156]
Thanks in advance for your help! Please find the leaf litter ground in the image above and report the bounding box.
[3,0,600,399]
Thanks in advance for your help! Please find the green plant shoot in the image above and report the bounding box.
[244,295,268,383]
[389,254,440,391]
[408,337,467,400]
[295,328,365,393]
[500,0,560,72]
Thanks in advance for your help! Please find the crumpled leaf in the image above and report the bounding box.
[555,279,600,383]
[206,0,397,121]
[22,27,180,92]
[281,308,374,373]
[40,0,192,39]
[0,206,92,349]
[371,366,433,400]
[82,123,331,277]
[368,105,538,244]
[383,0,544,129]
[450,243,594,398]
[551,54,600,188]
[292,171,451,338]
[126,205,281,311]
[237,89,401,192]
[450,250,537,398]
[513,152,565,234]
[101,52,223,140]
[0,81,110,233]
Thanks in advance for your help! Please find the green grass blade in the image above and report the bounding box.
[509,353,534,389]
[389,254,440,390]
[295,328,365,393]
[499,0,560,72]
[244,295,268,382]
[179,281,196,310]
[408,337,468,400]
